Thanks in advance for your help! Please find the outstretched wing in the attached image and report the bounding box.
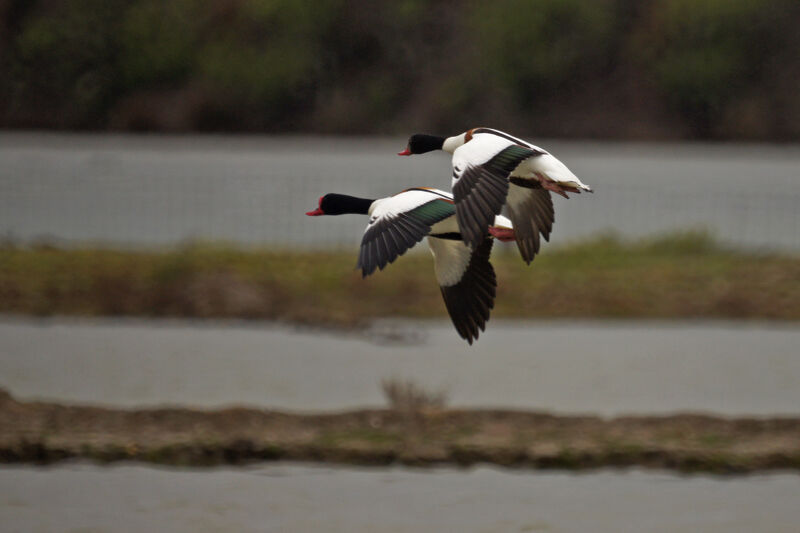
[358,192,455,277]
[506,179,554,264]
[452,140,539,250]
[428,236,496,345]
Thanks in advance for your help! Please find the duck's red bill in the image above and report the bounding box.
[306,196,325,216]
[397,148,411,156]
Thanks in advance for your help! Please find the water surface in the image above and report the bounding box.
[1,318,798,416]
[2,463,799,533]
[1,133,798,249]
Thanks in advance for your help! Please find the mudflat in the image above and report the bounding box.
[2,389,798,474]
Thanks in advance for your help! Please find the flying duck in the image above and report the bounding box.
[306,187,515,344]
[398,127,592,264]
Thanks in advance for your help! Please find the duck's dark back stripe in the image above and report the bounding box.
[472,128,545,154]
[510,177,543,189]
[429,232,461,240]
[401,188,454,203]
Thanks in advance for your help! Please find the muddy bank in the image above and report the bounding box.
[2,390,798,473]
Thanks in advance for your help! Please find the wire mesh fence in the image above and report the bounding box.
[1,133,799,251]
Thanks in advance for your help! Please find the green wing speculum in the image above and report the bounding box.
[357,198,455,277]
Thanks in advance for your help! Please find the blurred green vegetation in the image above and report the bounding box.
[0,0,798,137]
[1,232,798,326]
[471,0,618,101]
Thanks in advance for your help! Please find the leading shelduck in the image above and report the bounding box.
[398,127,592,264]
[306,187,515,344]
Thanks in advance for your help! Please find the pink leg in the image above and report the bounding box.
[534,172,576,199]
[489,226,516,242]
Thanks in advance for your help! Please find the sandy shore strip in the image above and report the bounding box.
[2,389,798,473]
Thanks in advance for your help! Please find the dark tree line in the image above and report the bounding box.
[1,0,798,139]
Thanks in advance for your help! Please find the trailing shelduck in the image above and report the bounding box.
[399,127,592,264]
[306,187,515,344]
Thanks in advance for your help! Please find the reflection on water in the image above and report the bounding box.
[1,317,798,416]
[1,133,799,249]
[2,463,799,533]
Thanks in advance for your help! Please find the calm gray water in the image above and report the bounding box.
[2,463,799,533]
[1,132,799,249]
[1,318,798,416]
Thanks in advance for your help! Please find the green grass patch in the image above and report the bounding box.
[1,232,798,325]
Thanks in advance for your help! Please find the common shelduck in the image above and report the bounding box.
[399,127,592,264]
[306,187,515,344]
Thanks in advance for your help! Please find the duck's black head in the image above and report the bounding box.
[398,134,445,156]
[305,193,375,216]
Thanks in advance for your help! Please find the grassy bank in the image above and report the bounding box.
[2,389,798,473]
[1,233,799,326]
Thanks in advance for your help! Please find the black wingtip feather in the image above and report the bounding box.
[452,146,534,251]
[358,199,456,279]
[439,238,497,345]
[506,184,555,266]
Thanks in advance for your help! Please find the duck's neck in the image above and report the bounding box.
[442,132,468,154]
[324,194,375,215]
